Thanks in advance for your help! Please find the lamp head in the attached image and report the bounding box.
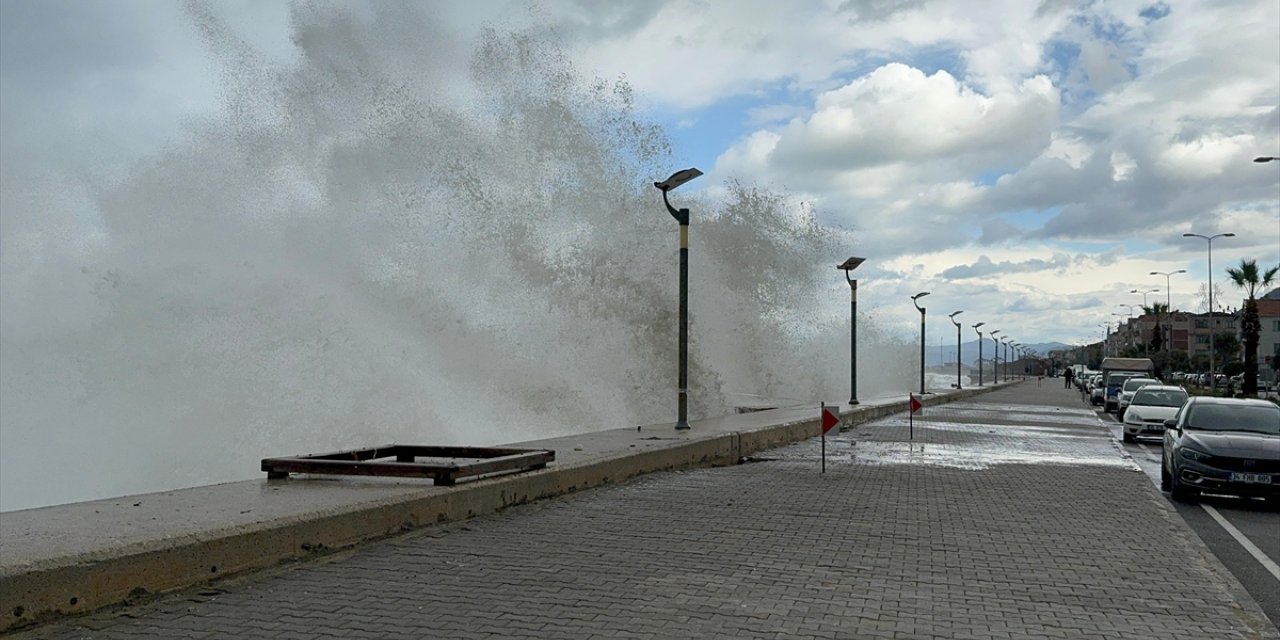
[654,168,703,192]
[911,291,930,301]
[837,257,866,272]
[973,321,985,329]
[1254,157,1278,163]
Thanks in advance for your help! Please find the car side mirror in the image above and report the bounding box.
[1163,419,1178,432]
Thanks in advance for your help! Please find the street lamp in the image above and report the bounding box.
[1001,338,1010,381]
[989,330,1001,383]
[1112,312,1131,351]
[1254,157,1278,163]
[949,311,964,389]
[1151,269,1186,356]
[838,257,866,405]
[654,167,703,429]
[1130,288,1159,309]
[1183,232,1235,390]
[911,292,930,394]
[973,322,986,386]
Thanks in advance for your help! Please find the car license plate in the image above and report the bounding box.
[1230,473,1272,484]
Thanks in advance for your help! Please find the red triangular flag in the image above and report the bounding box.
[909,395,923,413]
[821,405,840,433]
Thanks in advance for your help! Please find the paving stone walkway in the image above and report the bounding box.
[19,382,1278,639]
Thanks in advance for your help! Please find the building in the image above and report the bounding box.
[1256,288,1280,370]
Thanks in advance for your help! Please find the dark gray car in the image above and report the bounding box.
[1161,397,1280,502]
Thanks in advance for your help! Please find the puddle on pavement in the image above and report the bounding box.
[761,400,1137,471]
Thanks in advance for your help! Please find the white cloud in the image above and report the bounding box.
[766,64,1059,170]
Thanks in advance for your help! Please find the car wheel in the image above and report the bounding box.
[1160,465,1170,491]
[1122,432,1134,443]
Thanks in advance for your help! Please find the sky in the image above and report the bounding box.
[1,0,1277,348]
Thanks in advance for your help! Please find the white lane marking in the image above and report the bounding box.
[1201,503,1280,583]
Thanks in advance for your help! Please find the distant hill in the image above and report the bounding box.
[924,340,1071,367]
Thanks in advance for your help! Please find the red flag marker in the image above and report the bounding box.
[909,395,923,413]
[821,405,840,433]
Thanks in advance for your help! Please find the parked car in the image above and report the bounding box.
[1161,397,1280,502]
[1089,375,1105,406]
[1121,385,1188,443]
[1104,371,1146,413]
[1117,377,1161,419]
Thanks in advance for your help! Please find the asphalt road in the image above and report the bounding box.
[1093,404,1280,630]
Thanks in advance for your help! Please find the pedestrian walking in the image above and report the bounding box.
[1064,368,1074,389]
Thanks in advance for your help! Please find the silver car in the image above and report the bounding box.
[1117,377,1160,419]
[1121,385,1188,443]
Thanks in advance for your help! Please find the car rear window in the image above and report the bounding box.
[1122,378,1158,392]
[1185,404,1280,434]
[1131,389,1187,407]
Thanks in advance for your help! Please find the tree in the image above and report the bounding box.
[1143,302,1170,352]
[1226,259,1279,396]
[1193,282,1227,313]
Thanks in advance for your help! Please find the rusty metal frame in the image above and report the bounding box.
[261,445,554,486]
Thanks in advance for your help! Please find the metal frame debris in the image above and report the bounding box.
[261,445,554,486]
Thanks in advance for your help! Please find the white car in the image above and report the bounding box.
[1122,385,1189,443]
[1117,377,1160,419]
[1089,375,1105,405]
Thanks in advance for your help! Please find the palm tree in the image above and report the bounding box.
[1142,302,1171,353]
[1225,259,1279,396]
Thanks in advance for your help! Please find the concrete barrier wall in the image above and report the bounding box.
[2,383,1008,632]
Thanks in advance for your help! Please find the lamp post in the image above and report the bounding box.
[990,330,1001,383]
[948,311,964,389]
[1183,232,1235,390]
[838,257,866,405]
[1151,269,1185,356]
[973,322,986,386]
[911,292,930,394]
[654,167,703,430]
[1131,288,1159,309]
[1000,338,1009,380]
[1112,312,1131,352]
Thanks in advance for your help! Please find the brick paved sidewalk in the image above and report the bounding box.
[20,382,1278,639]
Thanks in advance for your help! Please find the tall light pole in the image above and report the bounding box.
[911,292,930,394]
[1112,312,1131,352]
[1001,338,1011,381]
[1183,232,1235,390]
[1131,288,1159,309]
[989,330,1001,383]
[973,322,986,386]
[949,311,964,389]
[838,257,866,405]
[654,168,703,430]
[1151,269,1185,356]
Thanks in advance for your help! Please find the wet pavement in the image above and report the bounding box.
[15,381,1278,639]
